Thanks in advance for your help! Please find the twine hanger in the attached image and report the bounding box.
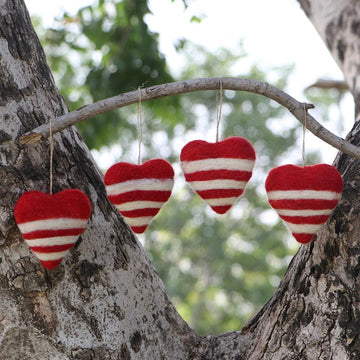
[302,103,307,167]
[216,79,223,143]
[137,87,143,165]
[49,117,54,195]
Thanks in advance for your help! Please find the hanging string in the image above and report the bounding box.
[302,103,307,167]
[215,80,223,143]
[137,87,143,165]
[49,117,54,195]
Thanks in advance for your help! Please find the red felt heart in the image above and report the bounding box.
[265,164,343,244]
[104,159,174,233]
[14,189,92,270]
[180,137,256,214]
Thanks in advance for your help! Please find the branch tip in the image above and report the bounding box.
[19,132,44,145]
[304,103,315,110]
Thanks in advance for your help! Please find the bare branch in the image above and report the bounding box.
[306,78,348,91]
[18,77,360,160]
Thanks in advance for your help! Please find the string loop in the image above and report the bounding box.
[137,87,143,165]
[49,117,54,195]
[216,80,223,142]
[302,103,307,167]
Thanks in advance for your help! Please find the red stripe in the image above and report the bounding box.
[180,137,256,162]
[279,215,329,224]
[211,205,232,214]
[265,164,343,192]
[120,208,160,218]
[31,243,75,253]
[184,170,252,182]
[104,160,174,185]
[269,199,339,210]
[40,259,63,270]
[23,228,85,240]
[108,191,171,204]
[14,189,91,223]
[197,189,244,199]
[293,233,315,244]
[131,225,148,234]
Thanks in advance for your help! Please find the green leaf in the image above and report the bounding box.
[190,15,204,23]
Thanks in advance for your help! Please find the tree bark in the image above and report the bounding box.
[1,0,360,359]
[0,1,196,359]
[297,0,360,117]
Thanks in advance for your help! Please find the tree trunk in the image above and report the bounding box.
[0,1,196,359]
[1,0,360,359]
[297,0,360,116]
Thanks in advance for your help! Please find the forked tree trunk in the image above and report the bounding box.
[1,0,360,359]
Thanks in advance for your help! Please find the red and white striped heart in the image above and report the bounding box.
[14,189,92,270]
[104,159,174,233]
[180,137,256,214]
[265,164,343,244]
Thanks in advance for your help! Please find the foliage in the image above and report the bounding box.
[38,0,183,149]
[305,86,345,122]
[304,85,350,137]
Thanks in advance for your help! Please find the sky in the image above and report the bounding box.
[24,0,353,164]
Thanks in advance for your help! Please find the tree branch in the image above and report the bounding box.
[18,77,360,160]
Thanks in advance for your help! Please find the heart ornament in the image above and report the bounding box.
[265,164,343,244]
[180,137,256,214]
[104,159,174,233]
[14,189,92,270]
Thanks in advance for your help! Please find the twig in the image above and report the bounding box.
[18,77,360,160]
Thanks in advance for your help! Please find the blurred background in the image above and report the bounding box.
[26,0,354,335]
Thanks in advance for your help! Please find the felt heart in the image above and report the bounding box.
[14,189,92,270]
[104,159,174,233]
[180,136,256,214]
[265,164,343,244]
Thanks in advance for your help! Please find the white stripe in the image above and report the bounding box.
[25,235,78,247]
[188,179,247,191]
[116,201,164,211]
[276,209,333,217]
[181,158,255,174]
[34,250,70,261]
[106,178,174,196]
[205,197,238,206]
[125,216,154,227]
[267,190,340,201]
[18,218,88,234]
[283,221,323,234]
